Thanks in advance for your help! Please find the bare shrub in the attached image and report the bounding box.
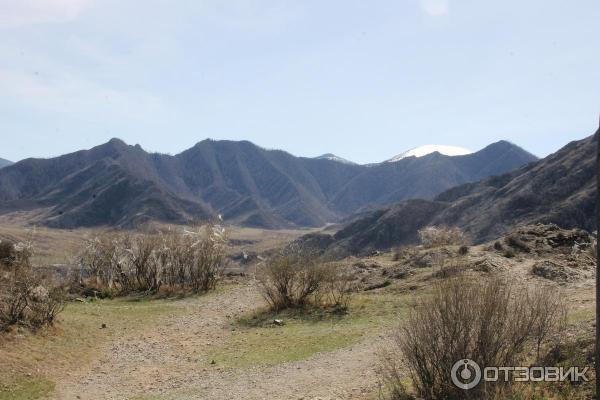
[380,275,566,400]
[258,247,325,310]
[528,286,567,362]
[0,240,15,266]
[321,264,354,310]
[257,247,351,311]
[430,258,468,279]
[418,226,468,248]
[0,239,65,331]
[77,223,227,296]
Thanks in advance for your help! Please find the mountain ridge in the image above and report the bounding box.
[0,138,537,229]
[324,132,596,254]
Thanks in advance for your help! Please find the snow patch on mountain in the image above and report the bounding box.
[315,153,357,165]
[387,145,473,162]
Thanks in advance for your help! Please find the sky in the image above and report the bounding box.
[0,0,598,164]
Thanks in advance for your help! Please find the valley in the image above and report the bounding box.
[0,221,595,400]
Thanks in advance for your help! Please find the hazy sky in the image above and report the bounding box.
[1,0,598,163]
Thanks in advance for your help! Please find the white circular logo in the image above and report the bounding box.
[451,359,482,390]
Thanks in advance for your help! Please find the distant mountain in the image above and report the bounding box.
[0,138,537,229]
[328,140,537,214]
[314,153,357,165]
[386,144,473,162]
[326,132,596,254]
[0,158,13,169]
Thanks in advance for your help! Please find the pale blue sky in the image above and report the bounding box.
[0,0,598,163]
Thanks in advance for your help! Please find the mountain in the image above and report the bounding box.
[0,138,537,229]
[327,140,537,214]
[386,144,473,162]
[0,158,13,169]
[327,132,596,254]
[314,153,357,165]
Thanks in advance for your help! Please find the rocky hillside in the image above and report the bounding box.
[0,138,536,229]
[324,132,596,254]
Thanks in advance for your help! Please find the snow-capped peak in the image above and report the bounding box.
[387,145,473,162]
[315,153,356,165]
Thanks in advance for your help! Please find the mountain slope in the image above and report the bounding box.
[329,141,537,214]
[0,158,12,169]
[0,139,211,228]
[330,132,596,253]
[0,138,537,229]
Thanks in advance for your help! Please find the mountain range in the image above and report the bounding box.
[0,158,12,169]
[0,138,536,229]
[323,131,597,254]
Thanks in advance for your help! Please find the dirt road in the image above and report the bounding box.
[53,284,381,400]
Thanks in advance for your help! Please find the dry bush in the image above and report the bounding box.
[0,239,65,331]
[257,247,352,311]
[392,246,420,263]
[418,226,468,248]
[430,258,469,279]
[321,264,354,310]
[77,223,227,296]
[0,240,16,266]
[380,275,566,400]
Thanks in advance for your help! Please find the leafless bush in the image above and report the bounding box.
[392,246,420,263]
[77,223,227,296]
[380,275,566,400]
[418,226,468,248]
[430,258,469,279]
[321,264,354,310]
[0,240,16,266]
[258,247,324,310]
[529,286,567,362]
[257,247,351,311]
[0,239,65,331]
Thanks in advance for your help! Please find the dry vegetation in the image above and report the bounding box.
[0,223,595,400]
[257,246,353,311]
[77,224,227,296]
[417,226,469,248]
[0,238,65,332]
[380,274,567,400]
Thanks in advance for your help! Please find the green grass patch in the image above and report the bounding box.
[129,394,166,400]
[0,375,55,400]
[207,289,414,368]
